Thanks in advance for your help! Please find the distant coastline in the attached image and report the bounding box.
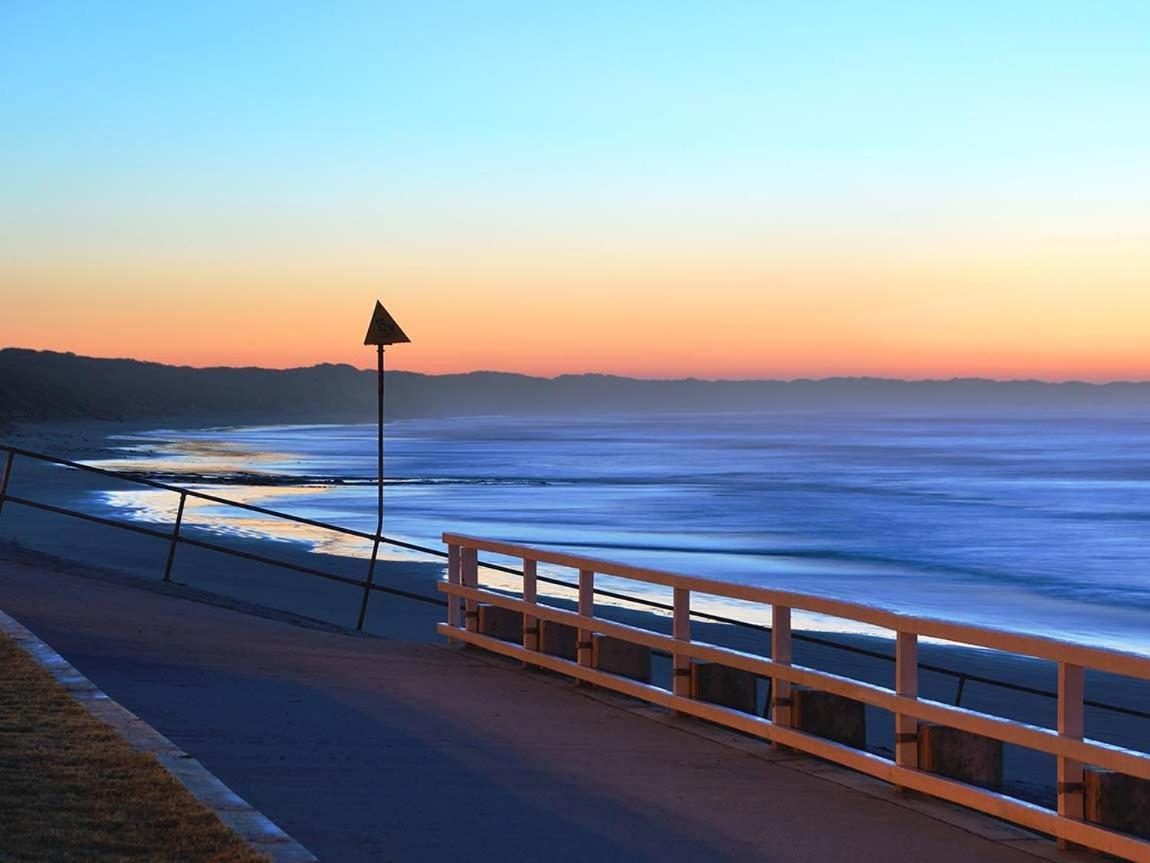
[4,347,1150,429]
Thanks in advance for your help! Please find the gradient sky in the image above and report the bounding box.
[2,2,1149,379]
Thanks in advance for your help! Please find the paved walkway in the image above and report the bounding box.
[0,556,1071,863]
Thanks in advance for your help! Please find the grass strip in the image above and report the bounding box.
[0,633,267,862]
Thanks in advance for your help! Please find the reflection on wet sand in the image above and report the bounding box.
[95,481,765,631]
[86,438,291,478]
[99,484,384,559]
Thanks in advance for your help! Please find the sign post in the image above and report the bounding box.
[356,300,411,631]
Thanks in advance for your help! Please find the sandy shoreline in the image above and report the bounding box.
[2,419,1149,808]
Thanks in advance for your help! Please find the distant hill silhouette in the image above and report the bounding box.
[2,348,1150,426]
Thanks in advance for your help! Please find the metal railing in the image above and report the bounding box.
[1,443,1148,725]
[442,533,1150,862]
[0,445,447,625]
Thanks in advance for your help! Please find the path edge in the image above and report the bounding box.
[0,607,318,863]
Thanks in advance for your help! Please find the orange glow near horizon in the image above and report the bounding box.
[6,4,1150,385]
[4,235,1150,382]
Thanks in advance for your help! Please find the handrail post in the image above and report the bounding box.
[356,537,381,632]
[462,547,479,633]
[954,674,967,707]
[895,630,919,787]
[1057,662,1085,849]
[446,543,461,643]
[0,450,14,521]
[522,559,538,660]
[672,587,691,710]
[771,605,792,747]
[357,340,388,633]
[162,491,186,583]
[577,569,594,670]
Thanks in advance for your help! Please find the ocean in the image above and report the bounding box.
[81,411,1150,654]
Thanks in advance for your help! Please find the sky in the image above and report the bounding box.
[2,2,1149,380]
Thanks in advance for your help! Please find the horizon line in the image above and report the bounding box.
[5,346,1150,387]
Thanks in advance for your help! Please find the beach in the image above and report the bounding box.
[20,412,1150,648]
[3,416,1150,808]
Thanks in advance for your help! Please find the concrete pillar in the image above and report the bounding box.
[792,686,866,750]
[477,603,523,643]
[689,661,757,714]
[1085,767,1150,839]
[539,619,578,661]
[917,723,1003,790]
[592,634,651,683]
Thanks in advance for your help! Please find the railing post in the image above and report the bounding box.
[162,491,186,583]
[577,569,594,670]
[1057,662,1085,849]
[446,543,461,643]
[954,674,967,707]
[895,630,919,785]
[522,559,538,657]
[0,450,14,521]
[771,605,792,746]
[462,547,479,633]
[673,587,691,708]
[356,536,382,632]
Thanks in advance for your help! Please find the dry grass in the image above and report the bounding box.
[0,634,268,863]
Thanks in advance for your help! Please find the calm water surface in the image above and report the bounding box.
[84,412,1150,652]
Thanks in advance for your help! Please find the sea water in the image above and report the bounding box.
[83,411,1150,653]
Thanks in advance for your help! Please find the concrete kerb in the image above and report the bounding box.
[0,607,317,863]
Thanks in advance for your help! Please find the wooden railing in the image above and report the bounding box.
[439,532,1150,863]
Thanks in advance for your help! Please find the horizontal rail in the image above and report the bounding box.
[2,444,1148,720]
[501,562,1150,719]
[445,532,1150,681]
[441,582,1150,781]
[178,536,368,589]
[439,622,1150,863]
[182,533,448,606]
[5,494,176,541]
[0,486,446,609]
[2,446,438,555]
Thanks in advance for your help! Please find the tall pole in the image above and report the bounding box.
[358,300,410,631]
[377,344,385,548]
[357,345,385,631]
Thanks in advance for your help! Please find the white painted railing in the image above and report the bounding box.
[438,532,1150,862]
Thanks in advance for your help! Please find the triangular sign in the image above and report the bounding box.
[363,301,411,346]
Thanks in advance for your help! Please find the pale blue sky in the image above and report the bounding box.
[4,3,1148,215]
[3,3,1150,377]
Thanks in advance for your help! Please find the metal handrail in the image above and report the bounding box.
[0,445,450,624]
[0,443,1147,721]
